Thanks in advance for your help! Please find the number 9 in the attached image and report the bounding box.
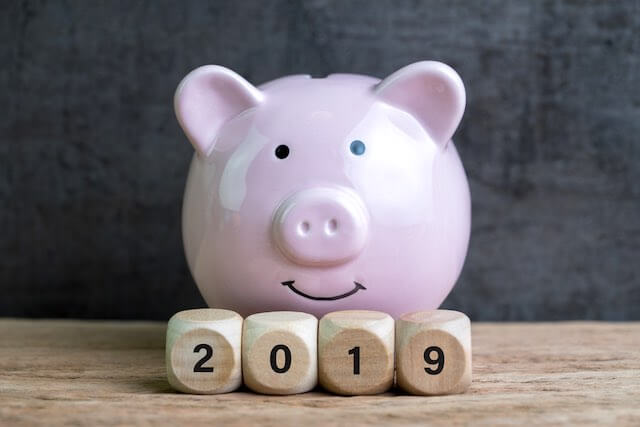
[424,346,444,375]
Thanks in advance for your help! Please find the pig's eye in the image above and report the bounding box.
[275,144,290,159]
[350,140,366,156]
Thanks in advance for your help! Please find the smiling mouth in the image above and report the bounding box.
[281,280,366,301]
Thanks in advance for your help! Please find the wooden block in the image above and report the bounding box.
[166,308,243,394]
[395,310,472,395]
[318,310,394,395]
[242,311,318,395]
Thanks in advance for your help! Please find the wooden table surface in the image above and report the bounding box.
[0,319,638,426]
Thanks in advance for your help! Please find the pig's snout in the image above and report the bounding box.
[272,188,369,267]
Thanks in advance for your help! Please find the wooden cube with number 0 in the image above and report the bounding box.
[318,310,394,395]
[166,308,243,394]
[395,310,472,395]
[242,311,318,395]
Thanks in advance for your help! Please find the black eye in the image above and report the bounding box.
[275,144,290,159]
[350,140,366,155]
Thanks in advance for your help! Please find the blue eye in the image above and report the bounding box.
[350,140,366,155]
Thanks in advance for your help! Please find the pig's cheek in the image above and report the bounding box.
[346,141,436,228]
[343,103,437,228]
[189,130,279,304]
[192,199,279,309]
[218,126,271,212]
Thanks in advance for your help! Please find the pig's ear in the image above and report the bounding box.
[174,65,263,156]
[375,61,465,147]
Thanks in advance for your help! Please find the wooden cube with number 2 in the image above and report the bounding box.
[166,309,243,394]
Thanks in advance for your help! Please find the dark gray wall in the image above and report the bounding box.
[1,0,639,320]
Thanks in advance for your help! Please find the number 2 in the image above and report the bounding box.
[348,346,360,375]
[193,343,214,373]
[424,346,444,375]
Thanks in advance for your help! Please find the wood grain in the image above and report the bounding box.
[0,319,638,426]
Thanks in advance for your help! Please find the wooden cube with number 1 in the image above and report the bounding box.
[166,308,243,394]
[318,310,394,395]
[395,310,472,395]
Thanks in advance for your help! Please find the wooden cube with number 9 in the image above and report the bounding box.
[395,310,472,395]
[166,309,243,394]
[242,311,318,395]
[318,310,394,395]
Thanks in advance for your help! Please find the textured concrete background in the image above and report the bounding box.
[1,0,639,320]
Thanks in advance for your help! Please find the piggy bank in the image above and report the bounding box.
[176,61,470,318]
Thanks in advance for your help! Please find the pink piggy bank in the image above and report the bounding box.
[176,61,470,318]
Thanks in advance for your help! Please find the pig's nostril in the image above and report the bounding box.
[298,221,311,236]
[325,218,338,235]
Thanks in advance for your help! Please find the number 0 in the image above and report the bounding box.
[424,346,444,375]
[270,344,292,373]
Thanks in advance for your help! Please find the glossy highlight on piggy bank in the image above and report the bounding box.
[176,61,470,318]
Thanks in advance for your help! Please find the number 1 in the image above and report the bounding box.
[348,346,360,375]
